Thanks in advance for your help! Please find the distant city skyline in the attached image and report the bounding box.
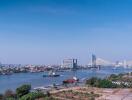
[0,0,132,64]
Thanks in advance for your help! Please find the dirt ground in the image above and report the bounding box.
[97,88,132,100]
[51,87,132,100]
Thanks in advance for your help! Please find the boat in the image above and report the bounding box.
[2,71,13,75]
[63,77,79,84]
[43,71,60,77]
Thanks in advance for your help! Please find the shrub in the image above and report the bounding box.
[0,94,3,100]
[86,77,118,88]
[4,89,15,99]
[19,92,44,100]
[98,79,116,88]
[86,77,100,87]
[5,97,16,100]
[16,84,31,98]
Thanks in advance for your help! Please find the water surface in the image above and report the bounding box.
[0,67,132,93]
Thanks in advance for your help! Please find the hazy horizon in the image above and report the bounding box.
[0,0,132,64]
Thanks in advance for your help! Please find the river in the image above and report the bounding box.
[0,67,132,93]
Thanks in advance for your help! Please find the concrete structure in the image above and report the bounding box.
[62,59,77,69]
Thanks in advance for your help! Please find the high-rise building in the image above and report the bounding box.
[62,59,77,69]
[0,62,2,67]
[92,54,96,67]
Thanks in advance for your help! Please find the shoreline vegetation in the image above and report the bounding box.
[0,72,132,100]
[86,72,132,88]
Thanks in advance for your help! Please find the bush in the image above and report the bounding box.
[0,94,3,100]
[86,77,103,87]
[109,74,118,79]
[98,79,117,88]
[19,92,45,100]
[4,89,15,99]
[86,77,100,87]
[16,84,31,98]
[5,97,16,100]
[86,77,117,88]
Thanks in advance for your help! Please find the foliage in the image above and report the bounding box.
[19,92,45,100]
[86,77,117,88]
[16,84,31,98]
[108,74,122,81]
[86,72,132,88]
[4,89,16,99]
[5,97,16,100]
[44,96,58,100]
[86,77,100,87]
[98,79,117,88]
[0,94,3,100]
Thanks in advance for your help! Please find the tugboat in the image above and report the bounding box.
[43,71,60,77]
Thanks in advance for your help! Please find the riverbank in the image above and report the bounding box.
[49,86,132,100]
[36,72,132,99]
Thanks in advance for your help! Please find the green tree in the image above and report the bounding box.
[0,94,3,100]
[16,84,31,98]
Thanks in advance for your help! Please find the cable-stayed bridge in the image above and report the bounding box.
[96,58,113,66]
[88,57,132,67]
[88,57,113,66]
[126,61,132,66]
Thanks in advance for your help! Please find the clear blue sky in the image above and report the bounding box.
[0,0,132,64]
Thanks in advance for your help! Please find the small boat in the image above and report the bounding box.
[2,71,13,75]
[43,71,60,77]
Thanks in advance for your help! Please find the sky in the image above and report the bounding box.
[0,0,132,65]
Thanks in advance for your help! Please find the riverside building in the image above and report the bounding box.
[62,59,78,69]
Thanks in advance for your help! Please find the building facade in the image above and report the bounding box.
[62,59,77,69]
